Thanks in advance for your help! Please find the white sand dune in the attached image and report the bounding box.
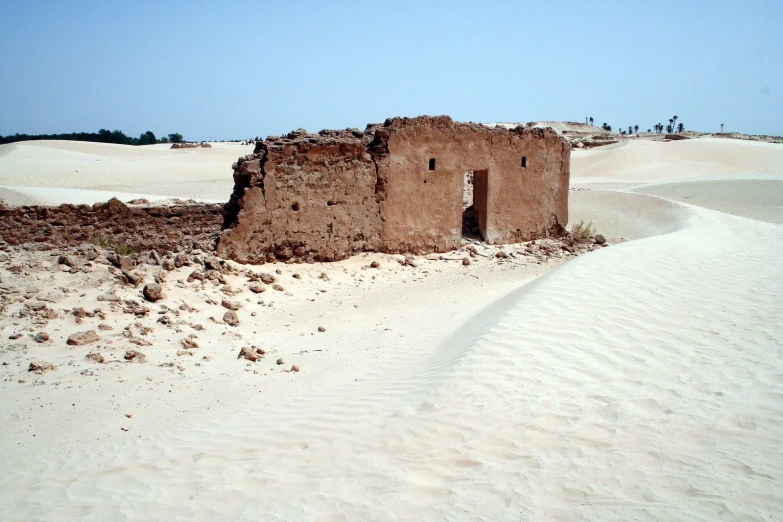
[1,137,782,519]
[571,138,783,183]
[0,140,246,204]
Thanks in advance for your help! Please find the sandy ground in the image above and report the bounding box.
[1,137,783,519]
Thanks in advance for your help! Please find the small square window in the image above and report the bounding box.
[521,156,527,168]
[428,158,436,171]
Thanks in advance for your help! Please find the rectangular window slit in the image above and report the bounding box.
[521,156,527,168]
[428,158,436,171]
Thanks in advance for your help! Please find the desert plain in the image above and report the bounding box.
[0,128,782,520]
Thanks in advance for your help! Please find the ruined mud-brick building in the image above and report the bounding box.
[218,116,570,263]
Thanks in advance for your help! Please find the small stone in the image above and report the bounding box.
[125,413,133,418]
[259,273,276,285]
[67,330,100,346]
[34,332,49,343]
[121,427,130,432]
[9,333,22,340]
[124,350,147,363]
[462,258,471,266]
[254,346,266,355]
[85,353,105,364]
[238,346,259,362]
[594,234,606,245]
[223,310,240,327]
[249,283,266,294]
[143,283,164,302]
[221,299,241,311]
[276,358,284,365]
[123,271,142,287]
[98,323,113,331]
[292,273,301,279]
[272,284,284,292]
[370,261,380,269]
[173,254,191,268]
[29,360,55,374]
[318,326,325,333]
[291,365,300,372]
[58,255,77,268]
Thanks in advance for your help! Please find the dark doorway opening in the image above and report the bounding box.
[462,169,488,240]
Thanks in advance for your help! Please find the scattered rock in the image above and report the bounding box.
[9,332,22,340]
[221,299,241,311]
[292,273,301,279]
[254,346,266,355]
[143,283,164,302]
[259,273,276,285]
[173,254,191,268]
[272,284,284,292]
[125,413,133,418]
[594,234,606,245]
[237,346,259,362]
[223,310,240,327]
[124,350,147,363]
[98,323,113,331]
[249,283,266,294]
[318,326,325,333]
[370,261,380,269]
[276,358,284,365]
[85,353,105,364]
[187,270,205,282]
[291,365,300,372]
[462,257,471,266]
[123,271,142,287]
[181,334,199,349]
[67,330,100,346]
[495,251,508,259]
[58,255,77,268]
[34,332,49,343]
[29,360,55,374]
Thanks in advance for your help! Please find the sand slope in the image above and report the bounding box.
[1,137,782,519]
[0,140,246,204]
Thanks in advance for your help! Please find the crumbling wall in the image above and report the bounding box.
[0,198,222,253]
[217,129,383,263]
[218,115,570,262]
[375,116,569,249]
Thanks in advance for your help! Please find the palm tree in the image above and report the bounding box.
[634,125,639,134]
[647,129,652,133]
[589,117,594,126]
[672,115,678,130]
[677,123,684,133]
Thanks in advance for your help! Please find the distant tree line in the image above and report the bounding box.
[588,115,684,135]
[0,129,185,146]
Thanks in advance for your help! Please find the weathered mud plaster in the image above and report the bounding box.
[218,116,570,263]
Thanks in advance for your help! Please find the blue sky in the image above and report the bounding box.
[1,1,781,140]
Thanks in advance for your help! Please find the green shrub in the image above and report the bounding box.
[92,236,112,249]
[571,220,596,241]
[114,243,136,256]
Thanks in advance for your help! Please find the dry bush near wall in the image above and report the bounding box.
[92,236,136,255]
[571,220,596,241]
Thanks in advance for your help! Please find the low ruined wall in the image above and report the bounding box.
[0,198,222,254]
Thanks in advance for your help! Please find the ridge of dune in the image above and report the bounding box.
[571,138,783,183]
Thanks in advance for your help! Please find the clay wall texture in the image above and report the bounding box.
[0,199,222,253]
[218,116,570,262]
